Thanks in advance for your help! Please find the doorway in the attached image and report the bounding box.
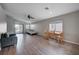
[15,24,23,33]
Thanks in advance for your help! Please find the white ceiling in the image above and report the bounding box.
[1,3,79,23]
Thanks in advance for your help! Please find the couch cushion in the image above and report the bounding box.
[9,34,16,37]
[1,33,8,39]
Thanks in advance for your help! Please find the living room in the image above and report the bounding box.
[0,3,79,55]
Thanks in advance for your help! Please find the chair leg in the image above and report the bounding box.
[57,38,60,43]
[60,39,64,44]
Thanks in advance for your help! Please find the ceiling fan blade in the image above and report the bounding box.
[28,15,30,19]
[30,16,35,19]
[28,14,35,19]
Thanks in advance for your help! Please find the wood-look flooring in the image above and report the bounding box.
[0,34,79,55]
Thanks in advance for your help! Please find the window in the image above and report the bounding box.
[49,22,63,32]
[49,24,55,32]
[15,24,23,33]
[26,24,30,29]
[55,23,62,32]
[26,24,35,30]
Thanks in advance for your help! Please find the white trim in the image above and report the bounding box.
[64,40,79,46]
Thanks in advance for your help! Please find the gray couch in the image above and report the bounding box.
[0,33,17,49]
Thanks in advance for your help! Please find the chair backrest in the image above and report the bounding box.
[60,32,64,37]
[44,32,55,37]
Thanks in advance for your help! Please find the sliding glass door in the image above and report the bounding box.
[15,24,23,33]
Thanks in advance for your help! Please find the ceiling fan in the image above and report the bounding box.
[24,14,35,24]
[27,14,35,30]
[27,14,35,19]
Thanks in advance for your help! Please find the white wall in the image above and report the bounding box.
[0,6,7,33]
[34,11,79,44]
[63,11,79,44]
[6,16,15,34]
[6,15,27,34]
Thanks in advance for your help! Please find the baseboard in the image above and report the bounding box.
[64,40,79,46]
